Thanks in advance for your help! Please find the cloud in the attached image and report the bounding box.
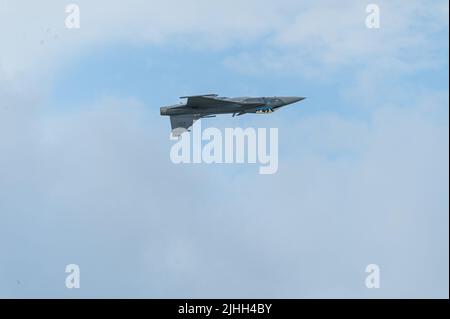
[225,0,449,78]
[0,86,448,298]
[1,0,447,81]
[0,0,448,298]
[0,0,291,77]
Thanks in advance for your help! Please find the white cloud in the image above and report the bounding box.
[0,0,291,78]
[225,0,449,77]
[1,0,447,80]
[0,0,448,298]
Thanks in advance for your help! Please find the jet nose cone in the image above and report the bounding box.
[282,96,305,105]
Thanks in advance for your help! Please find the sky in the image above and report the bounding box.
[0,0,448,298]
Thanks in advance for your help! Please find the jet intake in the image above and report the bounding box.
[255,106,274,114]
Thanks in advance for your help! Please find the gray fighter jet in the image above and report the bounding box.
[160,94,305,136]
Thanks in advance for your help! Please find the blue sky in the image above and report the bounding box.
[0,0,448,298]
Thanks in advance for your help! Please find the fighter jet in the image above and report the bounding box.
[160,94,305,136]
